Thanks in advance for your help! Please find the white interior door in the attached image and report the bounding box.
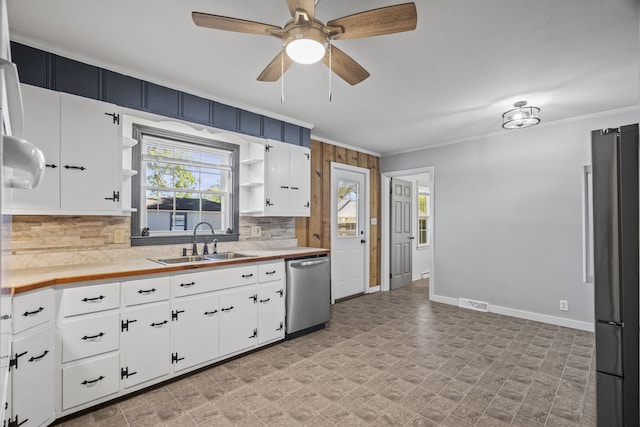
[390,178,413,289]
[331,164,369,301]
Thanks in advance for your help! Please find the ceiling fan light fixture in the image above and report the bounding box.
[285,37,326,64]
[502,101,541,129]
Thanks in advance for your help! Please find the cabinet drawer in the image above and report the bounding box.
[62,353,119,410]
[62,312,119,363]
[13,288,53,334]
[258,262,284,283]
[172,265,257,297]
[123,276,170,306]
[63,282,120,317]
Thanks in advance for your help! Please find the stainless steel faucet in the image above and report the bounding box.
[192,222,215,255]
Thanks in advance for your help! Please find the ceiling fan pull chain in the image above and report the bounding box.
[281,47,285,104]
[328,41,332,102]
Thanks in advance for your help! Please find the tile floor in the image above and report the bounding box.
[57,279,597,426]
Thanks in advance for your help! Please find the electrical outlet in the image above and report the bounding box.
[250,226,261,237]
[560,300,568,311]
[114,229,126,244]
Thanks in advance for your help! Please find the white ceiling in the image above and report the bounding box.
[8,0,639,155]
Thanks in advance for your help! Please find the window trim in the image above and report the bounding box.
[130,124,240,246]
[417,186,430,248]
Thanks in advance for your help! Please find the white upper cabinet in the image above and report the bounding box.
[265,140,310,216]
[240,139,310,217]
[13,84,123,215]
[59,92,121,213]
[13,84,61,212]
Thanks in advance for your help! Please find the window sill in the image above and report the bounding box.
[131,233,240,247]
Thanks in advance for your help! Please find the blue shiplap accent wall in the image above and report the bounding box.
[11,42,310,146]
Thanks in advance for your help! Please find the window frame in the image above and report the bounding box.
[130,124,240,246]
[417,186,430,248]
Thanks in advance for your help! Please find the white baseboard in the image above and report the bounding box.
[430,294,594,332]
[422,272,430,279]
[367,285,380,294]
[412,275,422,281]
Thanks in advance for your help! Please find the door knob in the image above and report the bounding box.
[360,239,366,244]
[408,236,415,240]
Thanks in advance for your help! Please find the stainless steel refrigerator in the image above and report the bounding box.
[591,123,639,426]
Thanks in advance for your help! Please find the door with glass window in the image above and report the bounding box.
[332,166,367,300]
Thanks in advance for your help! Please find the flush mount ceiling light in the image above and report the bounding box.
[502,101,541,129]
[284,25,327,64]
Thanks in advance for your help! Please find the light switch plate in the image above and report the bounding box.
[250,226,261,237]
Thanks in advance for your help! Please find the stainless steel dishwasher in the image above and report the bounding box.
[285,255,330,338]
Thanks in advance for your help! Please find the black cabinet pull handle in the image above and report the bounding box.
[64,165,86,171]
[82,332,105,341]
[304,201,310,208]
[22,307,44,317]
[221,306,234,312]
[249,328,257,339]
[46,163,57,169]
[277,322,284,331]
[204,310,218,316]
[260,298,270,303]
[242,274,253,278]
[81,376,105,386]
[265,271,276,275]
[249,294,257,303]
[291,186,299,190]
[82,296,105,303]
[150,320,168,327]
[277,289,284,297]
[137,288,156,294]
[104,191,120,202]
[180,282,195,288]
[16,417,29,426]
[28,350,49,362]
[280,185,289,189]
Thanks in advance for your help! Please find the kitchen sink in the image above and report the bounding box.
[151,252,255,265]
[205,252,254,260]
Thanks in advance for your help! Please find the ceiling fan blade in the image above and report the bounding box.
[192,12,282,36]
[327,3,417,40]
[322,45,370,86]
[257,51,294,82]
[286,0,316,20]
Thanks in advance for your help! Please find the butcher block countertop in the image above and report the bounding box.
[6,247,330,295]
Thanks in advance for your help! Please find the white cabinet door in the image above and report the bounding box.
[13,84,61,212]
[289,144,310,216]
[60,92,121,214]
[172,294,219,372]
[257,282,285,344]
[218,286,258,356]
[11,326,54,427]
[121,302,171,388]
[264,140,310,216]
[265,140,290,215]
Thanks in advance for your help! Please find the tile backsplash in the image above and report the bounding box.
[9,215,297,269]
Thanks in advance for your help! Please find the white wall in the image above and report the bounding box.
[381,108,638,330]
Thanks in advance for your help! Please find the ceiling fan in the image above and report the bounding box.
[192,1,417,86]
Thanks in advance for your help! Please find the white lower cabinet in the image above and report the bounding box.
[172,294,219,372]
[219,286,259,356]
[258,282,285,344]
[8,289,55,427]
[16,259,288,422]
[121,302,171,388]
[61,353,119,410]
[11,326,54,427]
